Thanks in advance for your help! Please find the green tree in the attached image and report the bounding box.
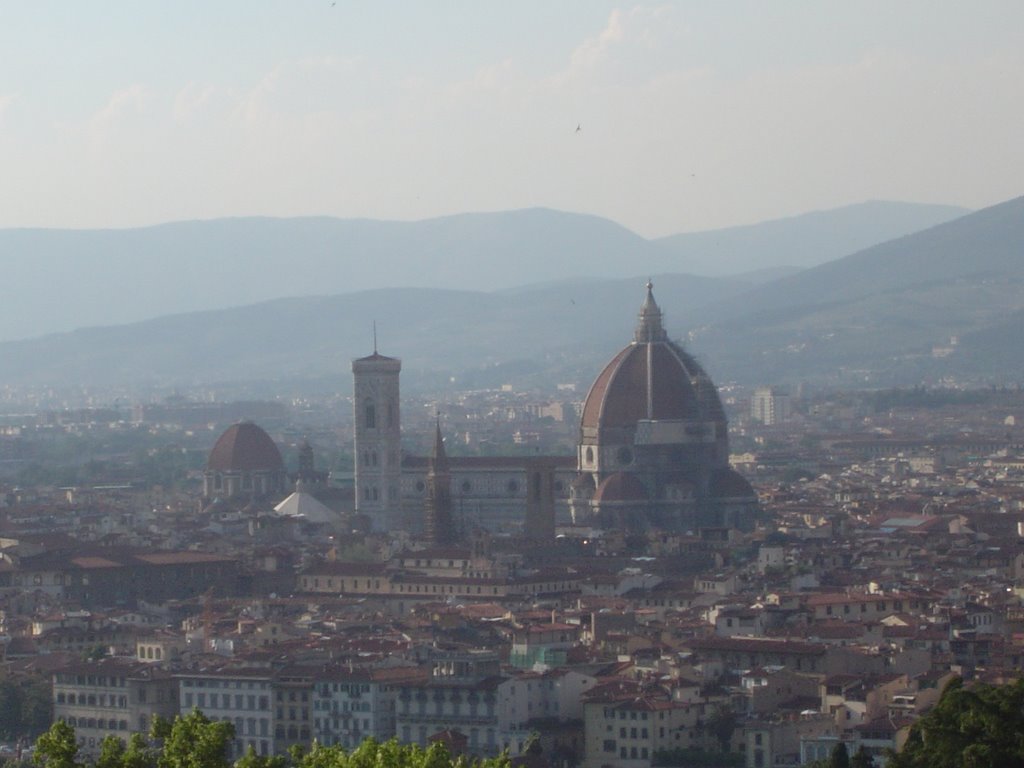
[705,706,737,752]
[148,716,172,743]
[37,722,516,768]
[0,680,24,740]
[33,721,83,768]
[23,679,55,736]
[95,736,127,768]
[887,677,1024,768]
[829,742,850,768]
[155,709,233,768]
[121,733,158,768]
[233,746,286,768]
[293,739,510,768]
[0,678,51,739]
[849,746,873,768]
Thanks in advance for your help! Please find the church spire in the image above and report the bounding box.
[634,279,668,343]
[426,414,456,545]
[429,414,449,473]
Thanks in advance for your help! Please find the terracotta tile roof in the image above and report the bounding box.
[583,344,702,431]
[68,556,122,569]
[685,636,826,655]
[207,421,284,472]
[301,561,389,576]
[133,552,234,565]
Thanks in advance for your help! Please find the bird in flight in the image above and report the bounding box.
[575,124,581,133]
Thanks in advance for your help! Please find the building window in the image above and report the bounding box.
[364,400,376,429]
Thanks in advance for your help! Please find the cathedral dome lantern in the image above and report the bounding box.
[634,279,668,343]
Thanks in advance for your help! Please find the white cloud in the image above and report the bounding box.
[553,5,683,87]
[567,9,624,73]
[173,83,217,123]
[0,92,17,126]
[86,85,150,139]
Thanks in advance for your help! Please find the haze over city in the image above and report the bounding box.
[5,5,1024,768]
[2,1,1022,238]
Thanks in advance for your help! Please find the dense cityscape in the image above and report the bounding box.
[4,6,1024,767]
[1,286,1023,768]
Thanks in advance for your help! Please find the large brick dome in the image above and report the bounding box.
[580,336,726,435]
[571,282,757,532]
[578,281,727,448]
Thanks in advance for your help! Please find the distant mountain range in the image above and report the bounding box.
[0,201,965,343]
[653,200,968,276]
[691,194,1024,386]
[4,195,1022,394]
[0,273,772,393]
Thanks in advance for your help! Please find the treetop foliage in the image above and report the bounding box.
[32,711,511,768]
[887,676,1024,768]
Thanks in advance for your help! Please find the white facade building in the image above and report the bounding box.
[177,669,275,758]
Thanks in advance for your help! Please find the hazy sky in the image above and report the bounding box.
[2,1,1022,237]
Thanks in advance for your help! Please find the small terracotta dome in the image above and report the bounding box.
[207,421,284,472]
[592,471,648,503]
